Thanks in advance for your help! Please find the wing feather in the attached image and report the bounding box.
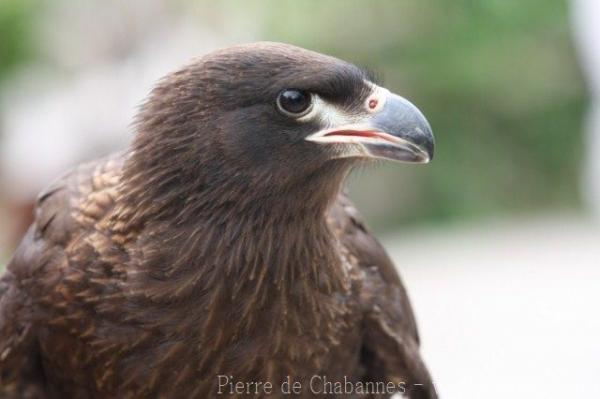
[0,155,123,397]
[329,193,437,399]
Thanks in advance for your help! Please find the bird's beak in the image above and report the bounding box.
[305,92,434,163]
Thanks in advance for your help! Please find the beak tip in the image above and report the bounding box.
[425,139,435,162]
[417,149,432,164]
[410,126,434,164]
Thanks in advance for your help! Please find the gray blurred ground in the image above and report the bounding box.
[385,214,600,398]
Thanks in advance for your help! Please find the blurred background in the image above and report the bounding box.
[0,0,598,398]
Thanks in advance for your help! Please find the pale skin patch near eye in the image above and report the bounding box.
[297,81,390,128]
[298,82,388,128]
[298,95,363,127]
[364,82,389,114]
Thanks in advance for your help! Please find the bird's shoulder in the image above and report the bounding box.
[5,153,126,293]
[38,154,124,244]
[327,192,420,342]
[0,154,127,394]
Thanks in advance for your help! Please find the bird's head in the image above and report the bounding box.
[128,42,434,216]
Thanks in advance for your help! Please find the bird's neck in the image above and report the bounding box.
[117,199,349,342]
[115,149,354,319]
[128,199,344,289]
[119,149,354,227]
[116,157,352,296]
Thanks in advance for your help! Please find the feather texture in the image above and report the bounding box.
[0,42,436,398]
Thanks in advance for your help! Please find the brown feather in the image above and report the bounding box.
[0,42,436,398]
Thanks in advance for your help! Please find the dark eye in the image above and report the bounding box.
[277,89,313,117]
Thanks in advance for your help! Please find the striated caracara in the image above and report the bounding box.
[0,42,436,398]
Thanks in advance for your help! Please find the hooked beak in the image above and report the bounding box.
[305,92,434,163]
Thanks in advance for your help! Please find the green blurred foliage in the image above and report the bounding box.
[0,0,36,83]
[253,0,586,229]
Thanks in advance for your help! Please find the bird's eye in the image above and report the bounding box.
[277,89,313,117]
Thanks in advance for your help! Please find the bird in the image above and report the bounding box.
[0,42,437,398]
